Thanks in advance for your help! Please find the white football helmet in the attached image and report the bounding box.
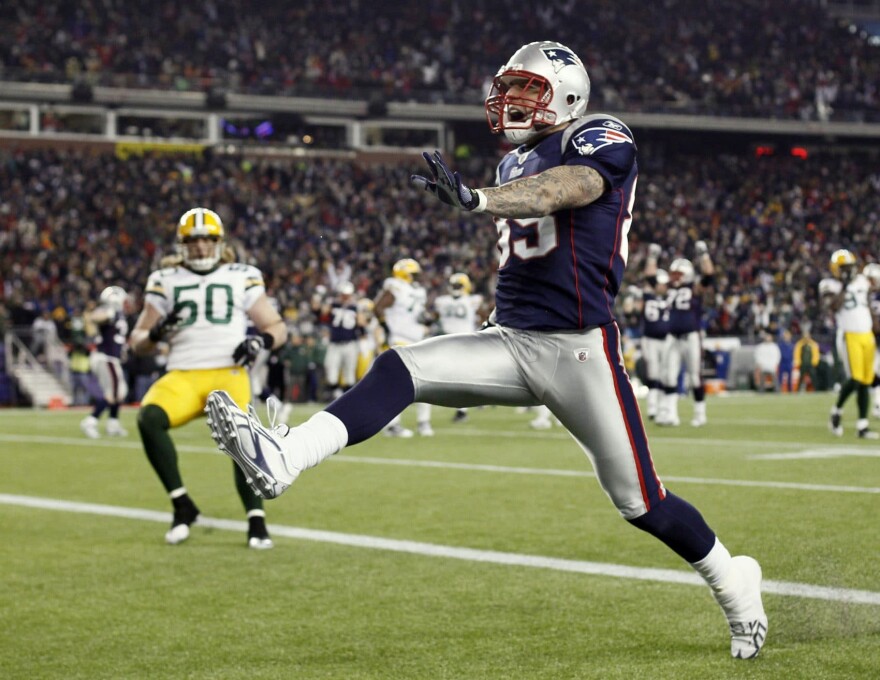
[99,286,127,312]
[669,259,695,285]
[485,40,590,145]
[337,281,355,297]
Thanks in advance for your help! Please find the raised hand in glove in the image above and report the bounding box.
[148,303,185,342]
[411,150,485,212]
[695,240,709,257]
[647,243,662,259]
[232,332,274,367]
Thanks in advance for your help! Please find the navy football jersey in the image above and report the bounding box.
[666,284,702,335]
[96,309,128,358]
[328,301,360,343]
[642,291,670,339]
[492,114,638,331]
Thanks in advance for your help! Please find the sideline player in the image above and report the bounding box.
[648,242,714,427]
[862,262,880,417]
[130,207,287,548]
[206,41,766,658]
[820,250,878,438]
[374,258,433,437]
[433,272,486,423]
[626,244,671,421]
[80,286,130,438]
[322,281,362,400]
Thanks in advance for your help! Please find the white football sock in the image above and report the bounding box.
[690,537,733,590]
[285,411,348,470]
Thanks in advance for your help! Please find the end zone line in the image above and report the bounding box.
[2,493,878,607]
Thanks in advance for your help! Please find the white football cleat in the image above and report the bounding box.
[829,411,843,437]
[712,556,768,659]
[247,536,275,550]
[165,523,192,545]
[164,499,200,545]
[106,418,128,437]
[205,390,301,499]
[80,415,100,439]
[417,422,435,437]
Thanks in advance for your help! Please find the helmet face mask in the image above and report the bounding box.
[176,208,225,272]
[485,41,590,145]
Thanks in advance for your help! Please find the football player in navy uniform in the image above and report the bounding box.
[626,245,672,421]
[649,242,714,427]
[322,281,363,400]
[205,41,766,659]
[80,286,130,439]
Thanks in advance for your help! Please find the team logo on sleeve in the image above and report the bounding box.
[540,46,581,73]
[572,125,633,156]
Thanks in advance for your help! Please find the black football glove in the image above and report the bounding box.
[232,332,274,367]
[148,303,185,342]
[411,150,483,211]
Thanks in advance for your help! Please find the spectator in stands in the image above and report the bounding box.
[794,329,821,392]
[777,329,795,393]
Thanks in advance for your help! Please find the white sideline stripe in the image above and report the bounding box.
[1,433,878,495]
[2,493,878,607]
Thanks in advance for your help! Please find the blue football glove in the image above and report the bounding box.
[411,150,482,211]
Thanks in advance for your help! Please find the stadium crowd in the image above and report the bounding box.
[1,0,878,121]
[2,145,878,352]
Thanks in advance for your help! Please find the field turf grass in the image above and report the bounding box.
[1,391,878,679]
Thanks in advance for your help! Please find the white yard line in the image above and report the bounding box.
[1,433,877,494]
[1,493,878,606]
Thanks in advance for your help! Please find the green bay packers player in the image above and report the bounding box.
[820,249,879,439]
[374,258,432,436]
[130,208,288,548]
[433,272,487,423]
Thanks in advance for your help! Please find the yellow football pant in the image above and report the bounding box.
[141,366,251,428]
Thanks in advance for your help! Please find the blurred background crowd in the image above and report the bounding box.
[1,0,879,121]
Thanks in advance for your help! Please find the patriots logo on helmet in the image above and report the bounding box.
[540,47,580,73]
[572,125,633,156]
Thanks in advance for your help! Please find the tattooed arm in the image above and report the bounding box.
[481,165,607,219]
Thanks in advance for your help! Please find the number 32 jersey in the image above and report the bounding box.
[144,263,266,370]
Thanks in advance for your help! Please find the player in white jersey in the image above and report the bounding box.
[863,262,880,416]
[374,258,432,436]
[433,272,486,423]
[820,249,878,439]
[129,208,288,548]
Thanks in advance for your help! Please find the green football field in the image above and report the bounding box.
[1,392,878,679]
